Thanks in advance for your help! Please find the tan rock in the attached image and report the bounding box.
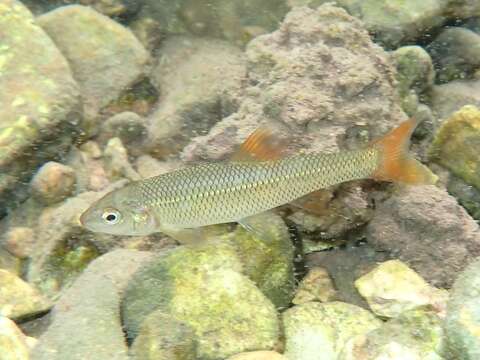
[293,267,337,304]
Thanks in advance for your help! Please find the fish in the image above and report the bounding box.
[80,118,437,241]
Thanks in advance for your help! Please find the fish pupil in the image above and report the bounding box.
[106,214,117,222]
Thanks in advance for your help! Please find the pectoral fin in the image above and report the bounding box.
[160,226,206,245]
[238,211,287,243]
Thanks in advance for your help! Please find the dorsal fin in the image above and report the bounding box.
[231,126,288,162]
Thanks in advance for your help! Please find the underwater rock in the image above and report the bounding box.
[31,249,152,360]
[339,306,445,360]
[0,316,33,360]
[445,256,480,359]
[0,0,81,216]
[392,46,434,105]
[282,301,381,360]
[226,351,287,360]
[146,36,246,158]
[183,5,404,162]
[136,0,287,45]
[2,227,35,259]
[427,27,480,83]
[366,185,480,288]
[134,155,180,179]
[306,0,447,48]
[429,105,480,191]
[355,260,448,319]
[103,137,141,182]
[445,0,480,20]
[99,111,147,154]
[130,310,198,360]
[0,270,51,321]
[25,192,104,299]
[306,243,390,309]
[63,0,141,18]
[122,237,282,360]
[30,162,76,205]
[37,5,149,134]
[129,16,165,52]
[430,79,480,120]
[293,267,337,304]
[447,174,480,221]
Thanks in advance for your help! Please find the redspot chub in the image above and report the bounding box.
[80,118,437,240]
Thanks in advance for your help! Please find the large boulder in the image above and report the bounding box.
[0,0,81,216]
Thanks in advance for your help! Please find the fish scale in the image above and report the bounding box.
[135,149,379,229]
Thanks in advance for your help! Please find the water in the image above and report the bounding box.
[1,0,480,359]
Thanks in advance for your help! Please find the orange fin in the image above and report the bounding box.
[231,126,288,162]
[371,118,438,185]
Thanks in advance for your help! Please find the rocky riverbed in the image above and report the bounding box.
[1,0,480,359]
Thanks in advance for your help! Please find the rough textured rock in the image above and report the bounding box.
[0,0,81,216]
[0,316,33,360]
[37,5,149,133]
[429,105,480,191]
[65,0,141,17]
[0,270,51,321]
[183,5,405,163]
[293,267,338,304]
[430,79,480,120]
[340,306,445,360]
[445,0,480,20]
[30,162,76,205]
[366,185,480,288]
[355,260,448,318]
[445,256,480,359]
[427,27,480,83]
[99,111,147,154]
[122,237,282,360]
[282,301,381,360]
[32,250,152,360]
[130,310,198,360]
[447,174,480,221]
[226,351,287,360]
[146,36,246,158]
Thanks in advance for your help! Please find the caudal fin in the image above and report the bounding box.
[371,118,438,185]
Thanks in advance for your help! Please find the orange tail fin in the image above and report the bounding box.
[371,118,438,185]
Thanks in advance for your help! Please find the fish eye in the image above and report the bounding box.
[102,208,122,225]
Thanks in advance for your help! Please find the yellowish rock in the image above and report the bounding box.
[354,260,448,318]
[227,351,287,360]
[293,267,337,304]
[0,270,51,320]
[0,316,31,360]
[429,105,480,190]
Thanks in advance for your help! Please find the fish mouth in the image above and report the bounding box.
[79,208,90,227]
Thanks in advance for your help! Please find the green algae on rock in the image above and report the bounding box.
[282,301,382,360]
[0,270,51,321]
[0,0,81,216]
[445,256,480,359]
[130,310,198,360]
[339,306,445,360]
[355,260,448,319]
[429,105,480,191]
[36,5,149,134]
[122,236,283,360]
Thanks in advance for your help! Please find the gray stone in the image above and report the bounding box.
[31,250,152,360]
[103,137,141,181]
[146,36,246,158]
[430,79,480,120]
[37,5,149,134]
[0,0,81,216]
[366,185,480,288]
[427,27,480,83]
[445,256,480,359]
[0,316,32,360]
